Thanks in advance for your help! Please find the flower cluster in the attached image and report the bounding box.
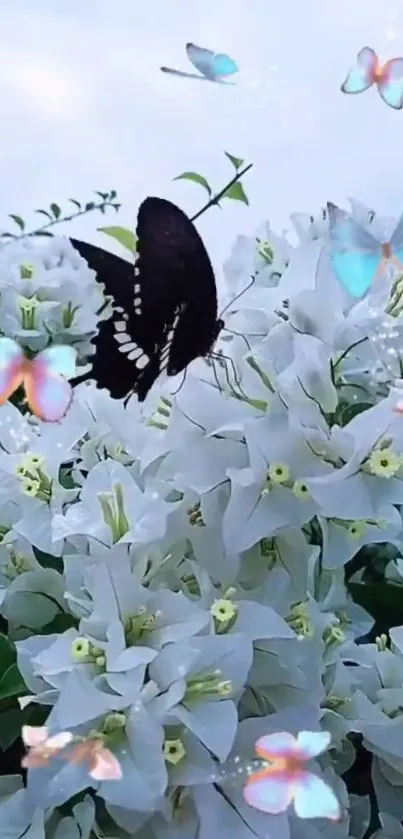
[0,236,110,359]
[0,205,403,839]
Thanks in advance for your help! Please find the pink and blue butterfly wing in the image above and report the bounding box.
[377,58,403,109]
[295,731,331,759]
[34,346,77,379]
[25,345,76,422]
[212,53,238,77]
[24,370,73,423]
[293,772,341,820]
[328,202,382,297]
[243,769,295,814]
[254,732,297,760]
[0,338,24,404]
[341,46,377,93]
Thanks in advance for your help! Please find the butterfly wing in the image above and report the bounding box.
[254,732,298,760]
[341,46,377,94]
[72,197,220,402]
[35,346,77,379]
[137,197,220,380]
[25,346,77,422]
[327,202,382,297]
[293,772,340,820]
[295,731,331,759]
[212,52,238,78]
[0,338,24,405]
[186,42,234,80]
[243,768,295,814]
[377,58,403,109]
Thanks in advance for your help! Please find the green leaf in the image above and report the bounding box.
[0,664,26,701]
[69,199,82,210]
[221,181,249,205]
[35,209,53,220]
[95,191,108,201]
[35,231,54,237]
[348,581,403,627]
[0,634,16,675]
[33,547,63,572]
[339,402,372,426]
[85,202,95,211]
[174,172,212,196]
[98,226,137,254]
[224,152,244,170]
[110,190,117,199]
[41,612,78,635]
[9,214,25,230]
[0,709,23,750]
[50,203,61,219]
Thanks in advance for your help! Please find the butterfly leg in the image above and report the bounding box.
[222,326,252,351]
[209,350,248,399]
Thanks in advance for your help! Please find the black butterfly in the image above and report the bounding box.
[71,197,224,402]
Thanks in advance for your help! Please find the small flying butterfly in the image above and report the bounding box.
[341,46,403,110]
[161,42,238,83]
[243,730,340,820]
[71,196,223,402]
[0,339,76,422]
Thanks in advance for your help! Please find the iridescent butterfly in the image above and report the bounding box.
[327,202,403,298]
[161,42,238,83]
[341,46,403,109]
[0,338,76,422]
[243,731,340,820]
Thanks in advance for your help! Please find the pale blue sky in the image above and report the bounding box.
[1,0,403,285]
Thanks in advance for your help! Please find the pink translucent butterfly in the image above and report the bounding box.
[341,46,403,109]
[243,731,341,820]
[21,725,122,781]
[0,338,76,422]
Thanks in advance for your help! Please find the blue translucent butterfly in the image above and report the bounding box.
[327,202,403,298]
[161,42,238,83]
[0,338,76,422]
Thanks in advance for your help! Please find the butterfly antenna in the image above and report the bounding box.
[219,274,256,319]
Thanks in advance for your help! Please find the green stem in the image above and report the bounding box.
[190,163,253,222]
[23,202,119,239]
[3,193,120,242]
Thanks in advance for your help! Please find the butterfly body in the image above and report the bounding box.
[71,197,223,402]
[0,339,76,421]
[327,202,403,297]
[341,46,403,109]
[161,42,238,83]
